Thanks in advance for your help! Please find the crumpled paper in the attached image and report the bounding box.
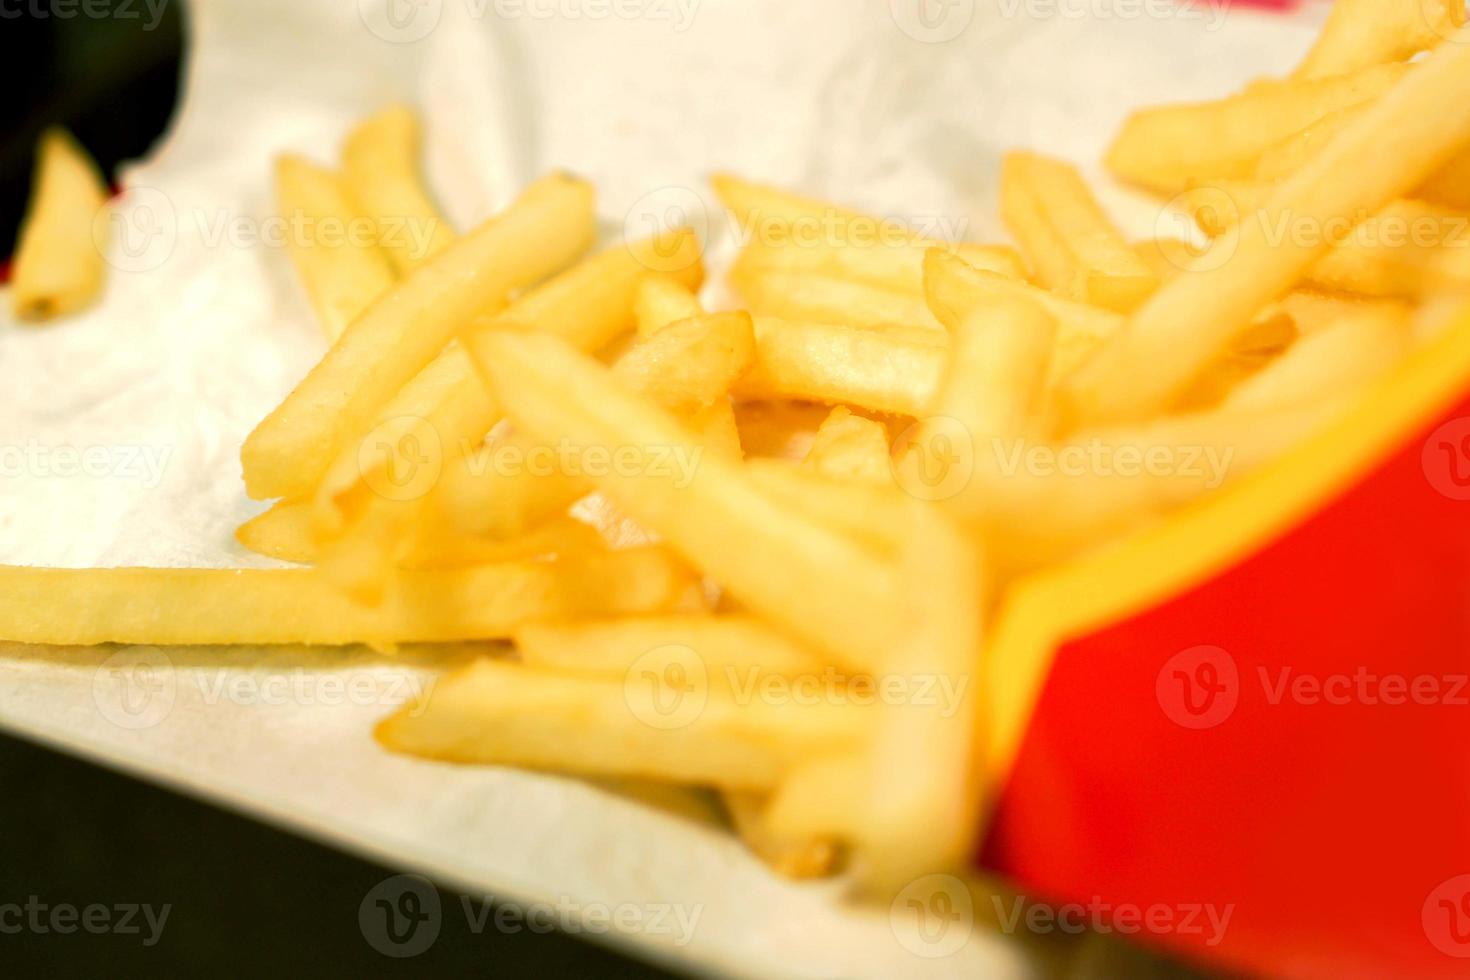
[0,1,1324,975]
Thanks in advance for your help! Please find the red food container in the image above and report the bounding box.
[977,311,1470,978]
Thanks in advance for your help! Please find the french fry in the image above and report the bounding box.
[1223,308,1411,413]
[923,250,1121,386]
[1068,34,1470,427]
[1106,63,1407,193]
[375,657,871,791]
[736,316,945,417]
[933,296,1056,446]
[764,755,867,841]
[732,402,834,461]
[634,277,702,338]
[433,312,753,540]
[1000,152,1158,311]
[236,499,603,566]
[241,173,596,501]
[1258,106,1470,210]
[514,614,828,678]
[11,128,109,321]
[733,236,1024,295]
[0,548,693,647]
[341,104,457,273]
[1293,0,1465,80]
[274,156,398,342]
[801,408,893,486]
[722,791,842,879]
[1275,288,1411,336]
[730,267,942,330]
[744,460,908,559]
[851,502,983,890]
[461,330,901,671]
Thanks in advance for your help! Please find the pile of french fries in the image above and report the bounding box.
[7,2,1470,893]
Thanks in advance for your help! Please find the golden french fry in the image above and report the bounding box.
[923,250,1121,387]
[743,460,908,559]
[851,502,983,890]
[11,128,109,321]
[1293,0,1466,80]
[236,499,603,566]
[690,398,744,460]
[241,173,596,501]
[434,312,753,540]
[1275,288,1411,336]
[1106,63,1407,193]
[934,296,1056,446]
[612,312,758,417]
[730,267,942,330]
[0,548,693,647]
[1000,152,1158,311]
[1223,308,1411,413]
[732,402,834,461]
[514,614,828,678]
[733,236,1024,296]
[375,657,870,791]
[736,316,945,417]
[1069,35,1470,426]
[801,408,893,486]
[722,791,843,879]
[764,755,867,841]
[341,104,457,273]
[1259,105,1470,210]
[634,277,702,338]
[461,330,901,671]
[274,156,398,341]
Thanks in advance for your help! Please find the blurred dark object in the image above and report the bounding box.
[0,729,676,978]
[0,1,185,254]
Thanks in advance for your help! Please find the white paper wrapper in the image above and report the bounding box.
[0,1,1326,975]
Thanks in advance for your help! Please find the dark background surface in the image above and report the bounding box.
[0,8,669,976]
